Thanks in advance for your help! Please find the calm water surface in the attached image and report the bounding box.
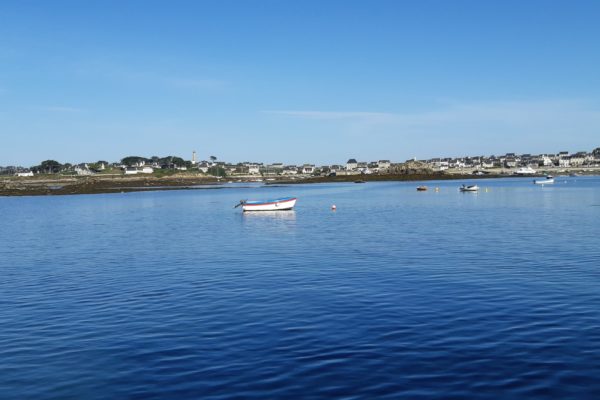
[1,177,600,399]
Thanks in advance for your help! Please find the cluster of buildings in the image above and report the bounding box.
[3,147,599,177]
[423,149,600,171]
[192,159,392,176]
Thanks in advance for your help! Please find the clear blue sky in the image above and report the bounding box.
[1,0,599,166]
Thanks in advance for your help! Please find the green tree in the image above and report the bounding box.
[159,156,185,168]
[36,160,62,174]
[171,156,185,167]
[121,156,147,166]
[208,165,226,177]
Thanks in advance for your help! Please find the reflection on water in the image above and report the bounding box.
[242,210,296,220]
[1,177,600,399]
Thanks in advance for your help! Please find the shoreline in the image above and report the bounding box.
[0,172,596,197]
[0,175,221,197]
[270,172,510,185]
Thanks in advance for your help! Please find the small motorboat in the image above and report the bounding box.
[235,197,297,212]
[354,180,366,184]
[533,176,554,185]
[417,186,428,191]
[515,166,537,175]
[459,184,479,192]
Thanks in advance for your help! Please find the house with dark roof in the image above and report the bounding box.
[346,158,358,171]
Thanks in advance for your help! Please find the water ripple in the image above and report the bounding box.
[1,178,600,399]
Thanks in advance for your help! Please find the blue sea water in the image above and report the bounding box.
[1,177,599,399]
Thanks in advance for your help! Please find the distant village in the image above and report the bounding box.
[2,147,600,178]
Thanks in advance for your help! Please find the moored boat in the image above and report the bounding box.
[235,197,297,212]
[459,184,479,192]
[534,176,554,185]
[515,166,537,175]
[417,186,428,191]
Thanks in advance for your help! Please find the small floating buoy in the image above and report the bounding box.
[485,188,489,192]
[331,204,337,210]
[435,187,440,192]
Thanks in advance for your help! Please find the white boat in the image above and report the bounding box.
[459,184,479,192]
[235,197,297,212]
[516,166,537,175]
[534,176,554,185]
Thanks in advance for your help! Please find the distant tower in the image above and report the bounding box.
[192,150,197,165]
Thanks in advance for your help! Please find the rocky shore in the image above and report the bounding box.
[0,175,222,196]
[0,172,520,197]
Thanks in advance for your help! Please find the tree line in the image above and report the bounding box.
[7,155,197,174]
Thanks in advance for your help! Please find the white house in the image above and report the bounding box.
[140,166,154,174]
[569,153,586,167]
[301,164,315,174]
[282,166,298,175]
[504,158,517,168]
[481,159,495,169]
[248,164,260,174]
[197,162,210,173]
[267,163,284,173]
[378,160,391,170]
[74,164,94,176]
[15,171,34,177]
[540,155,554,166]
[124,167,139,175]
[559,158,570,168]
[449,159,466,169]
[346,158,358,171]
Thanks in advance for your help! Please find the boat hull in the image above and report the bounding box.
[534,179,554,184]
[459,185,479,192]
[242,197,297,212]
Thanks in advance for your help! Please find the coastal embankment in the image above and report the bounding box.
[0,172,596,196]
[0,172,519,196]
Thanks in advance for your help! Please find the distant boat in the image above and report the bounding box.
[417,186,428,191]
[534,176,554,185]
[235,197,297,212]
[515,166,537,175]
[354,180,366,183]
[459,184,479,192]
